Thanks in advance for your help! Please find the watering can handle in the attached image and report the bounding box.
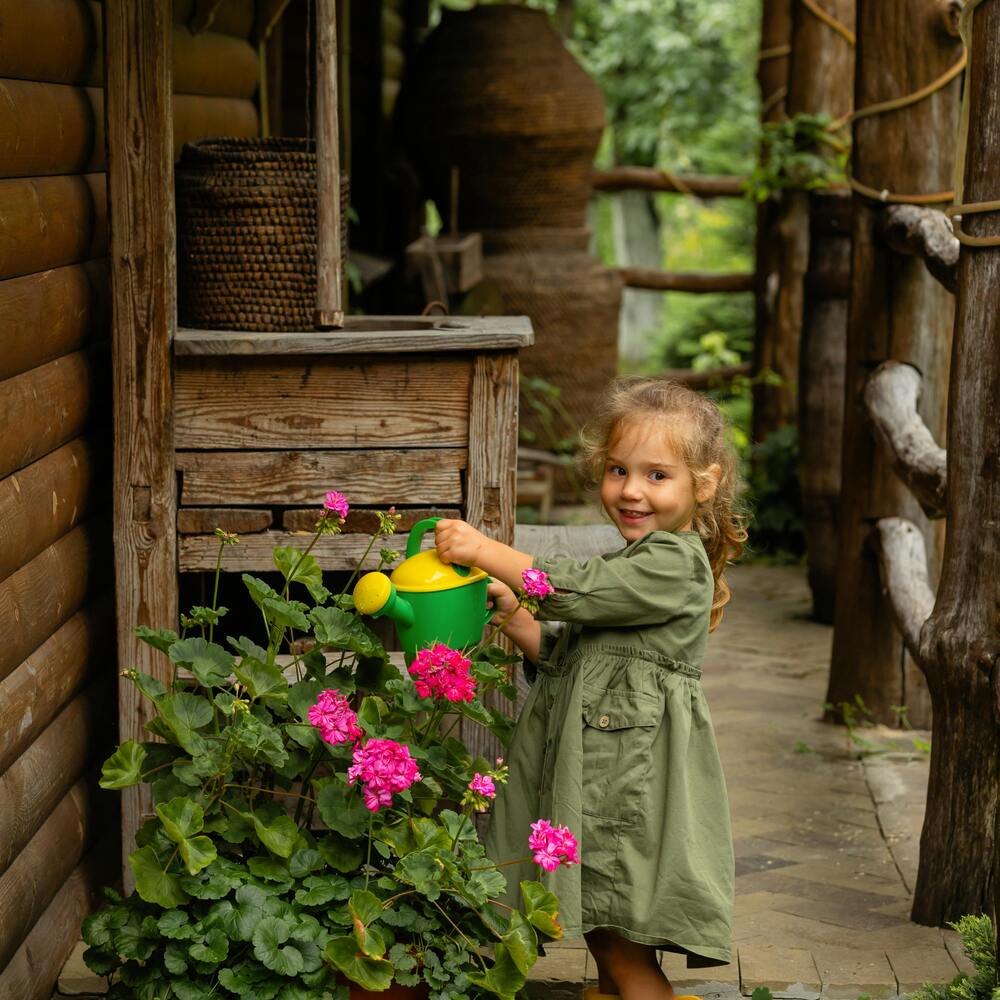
[408,516,471,577]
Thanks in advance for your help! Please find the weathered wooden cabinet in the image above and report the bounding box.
[172,318,531,571]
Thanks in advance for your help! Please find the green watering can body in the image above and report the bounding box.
[353,517,492,661]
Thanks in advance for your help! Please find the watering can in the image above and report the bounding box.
[352,517,493,661]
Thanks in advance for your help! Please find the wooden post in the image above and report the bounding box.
[104,0,178,884]
[826,0,960,727]
[908,0,1000,923]
[314,0,344,329]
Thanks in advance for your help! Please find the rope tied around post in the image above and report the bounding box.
[797,0,856,46]
[948,0,1000,247]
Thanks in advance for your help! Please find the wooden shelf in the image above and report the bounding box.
[174,316,534,356]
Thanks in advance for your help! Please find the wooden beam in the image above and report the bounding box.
[282,506,461,534]
[872,517,935,663]
[591,168,745,197]
[314,0,343,328]
[863,361,947,518]
[0,261,109,382]
[176,448,467,506]
[657,363,751,390]
[880,204,960,294]
[0,596,112,775]
[176,507,273,534]
[104,0,178,887]
[617,268,754,294]
[179,529,410,572]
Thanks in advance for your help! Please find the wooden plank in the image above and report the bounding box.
[591,168,746,197]
[314,0,344,328]
[172,93,258,158]
[0,779,97,969]
[177,507,273,534]
[0,596,112,775]
[282,505,462,533]
[0,261,110,382]
[0,174,106,282]
[0,848,110,1000]
[462,352,519,762]
[0,692,105,875]
[174,356,472,449]
[173,316,535,355]
[177,448,467,506]
[617,267,754,293]
[0,436,105,584]
[179,529,411,572]
[105,0,178,888]
[0,348,105,481]
[0,523,106,685]
[0,80,104,178]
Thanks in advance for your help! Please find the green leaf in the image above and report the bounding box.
[263,596,310,632]
[253,812,300,859]
[243,574,282,610]
[229,634,270,662]
[248,857,292,884]
[253,917,304,977]
[168,637,234,687]
[218,964,283,1000]
[273,547,330,604]
[288,848,325,878]
[189,927,229,965]
[349,890,386,958]
[317,833,365,874]
[100,741,147,789]
[467,941,526,1000]
[394,849,443,901]
[131,671,168,702]
[235,657,289,702]
[502,911,538,976]
[310,606,385,659]
[135,624,178,654]
[294,873,351,906]
[520,880,562,940]
[156,796,204,841]
[129,845,189,908]
[163,941,189,975]
[157,910,195,940]
[179,835,217,876]
[158,692,214,754]
[231,712,289,768]
[220,884,271,941]
[316,782,369,839]
[324,936,394,993]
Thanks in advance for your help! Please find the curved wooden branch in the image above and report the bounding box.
[863,361,948,517]
[880,204,960,293]
[591,168,745,197]
[872,517,935,665]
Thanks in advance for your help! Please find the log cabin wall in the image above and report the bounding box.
[0,2,258,997]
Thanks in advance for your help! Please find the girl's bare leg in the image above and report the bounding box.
[585,928,676,1000]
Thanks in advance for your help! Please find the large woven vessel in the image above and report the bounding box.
[398,5,605,232]
[176,137,347,332]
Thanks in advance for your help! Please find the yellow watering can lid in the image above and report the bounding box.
[390,549,487,593]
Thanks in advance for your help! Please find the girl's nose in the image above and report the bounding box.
[621,477,644,499]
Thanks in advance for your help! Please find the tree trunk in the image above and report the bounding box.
[911,2,1000,923]
[798,191,850,622]
[827,0,960,727]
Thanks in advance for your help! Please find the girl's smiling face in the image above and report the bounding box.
[600,419,700,541]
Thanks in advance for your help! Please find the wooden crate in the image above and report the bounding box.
[172,316,532,572]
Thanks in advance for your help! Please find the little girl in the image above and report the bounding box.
[434,376,746,1000]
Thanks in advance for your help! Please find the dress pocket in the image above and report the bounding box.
[581,687,662,825]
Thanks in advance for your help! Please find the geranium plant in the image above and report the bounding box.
[83,500,574,1000]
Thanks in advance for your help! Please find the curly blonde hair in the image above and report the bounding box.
[579,376,748,631]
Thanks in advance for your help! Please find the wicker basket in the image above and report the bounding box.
[176,137,348,332]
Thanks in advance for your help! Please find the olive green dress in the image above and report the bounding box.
[486,530,734,967]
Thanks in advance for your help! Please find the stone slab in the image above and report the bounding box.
[812,946,898,998]
[739,944,821,993]
[57,941,108,996]
[887,944,963,994]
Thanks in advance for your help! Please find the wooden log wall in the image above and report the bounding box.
[0,0,258,996]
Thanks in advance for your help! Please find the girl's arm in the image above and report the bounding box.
[487,580,541,662]
[434,519,533,592]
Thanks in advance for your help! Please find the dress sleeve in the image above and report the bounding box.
[532,532,711,627]
[521,621,566,684]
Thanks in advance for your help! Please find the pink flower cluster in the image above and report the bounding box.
[521,568,555,600]
[408,643,477,702]
[528,819,580,872]
[323,490,350,519]
[307,689,362,746]
[468,773,496,798]
[347,738,422,812]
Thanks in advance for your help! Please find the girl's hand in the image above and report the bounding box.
[434,518,488,568]
[486,579,520,616]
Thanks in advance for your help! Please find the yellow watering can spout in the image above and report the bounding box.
[354,572,415,628]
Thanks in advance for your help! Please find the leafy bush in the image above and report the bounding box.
[910,915,998,1000]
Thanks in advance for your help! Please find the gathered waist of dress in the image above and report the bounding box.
[538,643,702,681]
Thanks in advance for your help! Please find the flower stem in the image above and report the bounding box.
[364,811,374,892]
[209,539,225,643]
[283,528,323,601]
[340,531,380,597]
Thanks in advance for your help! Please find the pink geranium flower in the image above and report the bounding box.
[469,773,496,798]
[308,689,362,746]
[521,568,555,600]
[408,643,476,703]
[347,738,421,812]
[528,819,580,872]
[323,490,349,519]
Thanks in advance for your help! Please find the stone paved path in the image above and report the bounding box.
[528,563,972,999]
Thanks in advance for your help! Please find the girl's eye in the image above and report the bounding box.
[650,471,668,482]
[608,465,626,477]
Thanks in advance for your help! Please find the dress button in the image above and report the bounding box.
[598,714,611,729]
